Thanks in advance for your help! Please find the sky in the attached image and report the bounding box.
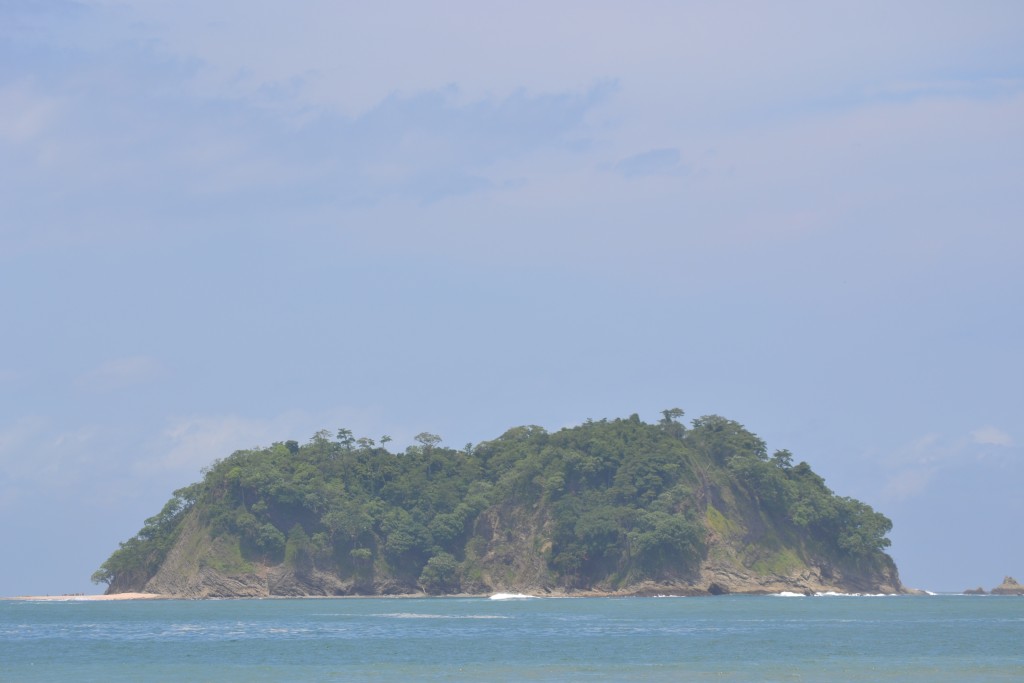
[1,0,1022,595]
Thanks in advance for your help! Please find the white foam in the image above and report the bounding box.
[489,592,536,600]
[773,591,807,597]
[378,612,508,619]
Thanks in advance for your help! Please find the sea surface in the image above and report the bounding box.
[1,594,1021,682]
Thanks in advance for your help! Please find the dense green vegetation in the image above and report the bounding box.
[93,411,894,594]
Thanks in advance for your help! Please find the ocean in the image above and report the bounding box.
[1,594,1021,682]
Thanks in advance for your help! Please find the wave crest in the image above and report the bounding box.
[489,593,536,600]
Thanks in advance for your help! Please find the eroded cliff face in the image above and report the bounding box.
[133,495,901,599]
[141,512,349,598]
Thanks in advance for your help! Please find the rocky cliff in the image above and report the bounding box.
[95,412,903,597]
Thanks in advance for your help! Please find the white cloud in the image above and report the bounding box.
[0,417,104,507]
[8,0,1022,272]
[882,467,936,502]
[82,0,1024,121]
[0,83,60,145]
[143,414,290,474]
[0,416,48,463]
[879,426,1019,501]
[0,404,398,510]
[76,356,165,392]
[139,406,390,475]
[614,148,687,179]
[971,426,1012,447]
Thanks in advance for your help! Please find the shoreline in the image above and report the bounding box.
[6,592,173,601]
[5,589,936,601]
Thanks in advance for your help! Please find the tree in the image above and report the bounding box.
[284,524,313,569]
[419,552,460,594]
[415,432,442,449]
[688,415,767,463]
[771,449,794,469]
[659,408,686,438]
[428,512,466,549]
[336,428,355,451]
[630,511,704,574]
[90,489,194,587]
[834,498,893,556]
[660,408,685,424]
[310,429,333,459]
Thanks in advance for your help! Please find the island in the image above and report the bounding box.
[93,411,903,598]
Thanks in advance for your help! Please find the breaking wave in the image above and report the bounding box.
[377,612,508,619]
[769,591,897,597]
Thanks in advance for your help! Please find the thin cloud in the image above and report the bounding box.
[971,426,1012,447]
[882,467,936,502]
[144,415,277,474]
[0,416,47,463]
[614,148,687,179]
[880,427,1018,501]
[0,417,103,507]
[141,410,332,475]
[140,405,412,477]
[76,356,165,392]
[0,83,61,145]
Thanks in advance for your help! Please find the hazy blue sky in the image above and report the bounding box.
[2,1,1022,595]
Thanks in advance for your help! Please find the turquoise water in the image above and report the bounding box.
[1,595,1021,681]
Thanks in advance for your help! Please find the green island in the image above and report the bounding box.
[93,410,902,597]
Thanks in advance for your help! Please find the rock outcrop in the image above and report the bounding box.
[991,576,1023,595]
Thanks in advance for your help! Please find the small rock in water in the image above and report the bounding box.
[990,576,1023,595]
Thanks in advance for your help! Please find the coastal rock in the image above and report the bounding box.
[990,576,1023,595]
[963,587,987,595]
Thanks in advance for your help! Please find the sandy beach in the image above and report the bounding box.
[7,592,171,601]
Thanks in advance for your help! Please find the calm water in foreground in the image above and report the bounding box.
[2,595,1021,682]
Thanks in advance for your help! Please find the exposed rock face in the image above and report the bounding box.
[991,576,1023,595]
[142,512,373,599]
[134,504,902,599]
[693,557,901,595]
[963,587,987,595]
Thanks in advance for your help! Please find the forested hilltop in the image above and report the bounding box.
[94,411,902,597]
